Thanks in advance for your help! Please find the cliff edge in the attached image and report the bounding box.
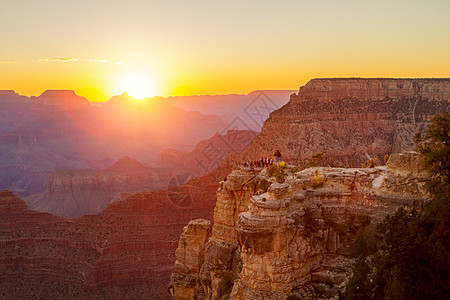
[169,151,431,299]
[232,78,449,166]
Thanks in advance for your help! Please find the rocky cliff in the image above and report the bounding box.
[0,176,218,299]
[0,89,231,196]
[25,129,256,219]
[25,156,174,218]
[169,151,431,299]
[157,130,258,178]
[232,78,449,166]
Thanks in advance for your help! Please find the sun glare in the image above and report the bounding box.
[116,72,158,99]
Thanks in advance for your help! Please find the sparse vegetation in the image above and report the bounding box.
[361,157,378,168]
[258,178,271,193]
[384,153,391,165]
[267,164,287,183]
[304,152,344,168]
[311,170,325,188]
[276,172,286,183]
[267,165,278,177]
[212,263,235,298]
[343,110,450,300]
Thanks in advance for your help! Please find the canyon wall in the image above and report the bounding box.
[0,175,218,299]
[25,130,256,219]
[232,78,449,166]
[25,156,173,218]
[0,90,231,196]
[169,151,432,299]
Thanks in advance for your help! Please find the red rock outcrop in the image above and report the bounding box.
[24,129,256,219]
[0,177,218,299]
[25,156,175,218]
[230,78,450,167]
[157,130,258,178]
[170,152,432,299]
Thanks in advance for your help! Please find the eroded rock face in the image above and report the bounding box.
[170,152,431,299]
[231,78,449,167]
[0,179,218,299]
[170,219,212,300]
[169,169,259,299]
[25,156,174,218]
[157,130,258,179]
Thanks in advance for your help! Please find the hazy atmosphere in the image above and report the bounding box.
[0,1,449,299]
[1,0,449,101]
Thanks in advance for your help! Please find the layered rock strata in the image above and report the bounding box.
[0,177,218,299]
[25,129,256,219]
[231,78,449,166]
[170,152,431,299]
[25,156,174,218]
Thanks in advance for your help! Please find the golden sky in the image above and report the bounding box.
[1,0,449,101]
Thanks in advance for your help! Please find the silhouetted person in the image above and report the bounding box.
[274,150,282,163]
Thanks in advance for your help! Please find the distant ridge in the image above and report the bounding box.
[105,156,148,172]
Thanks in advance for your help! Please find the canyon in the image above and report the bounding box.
[168,78,450,299]
[0,78,448,299]
[25,130,256,218]
[229,78,450,167]
[0,89,283,197]
[169,151,432,299]
[0,177,218,299]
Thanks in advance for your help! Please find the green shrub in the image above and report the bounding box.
[276,172,286,183]
[361,158,378,168]
[305,152,344,168]
[267,165,278,177]
[212,263,235,298]
[258,178,271,193]
[311,171,324,188]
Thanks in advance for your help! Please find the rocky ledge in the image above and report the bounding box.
[169,151,431,299]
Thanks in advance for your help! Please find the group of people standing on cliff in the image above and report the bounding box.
[241,150,283,170]
[243,157,273,168]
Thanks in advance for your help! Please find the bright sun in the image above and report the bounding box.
[116,72,158,99]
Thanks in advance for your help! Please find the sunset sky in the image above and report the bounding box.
[1,0,449,101]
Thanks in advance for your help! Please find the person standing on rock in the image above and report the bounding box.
[274,150,282,163]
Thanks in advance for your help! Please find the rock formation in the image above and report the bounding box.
[169,151,432,299]
[0,176,218,299]
[157,130,258,178]
[25,129,256,219]
[0,89,233,196]
[231,78,449,167]
[165,90,294,131]
[25,156,174,218]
